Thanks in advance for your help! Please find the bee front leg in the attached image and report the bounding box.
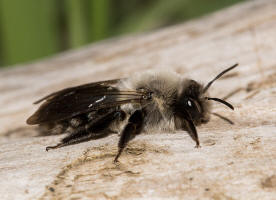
[114,110,145,163]
[184,119,200,148]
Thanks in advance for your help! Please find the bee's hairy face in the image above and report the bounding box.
[174,80,211,125]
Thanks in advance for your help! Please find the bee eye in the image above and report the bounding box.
[187,100,192,107]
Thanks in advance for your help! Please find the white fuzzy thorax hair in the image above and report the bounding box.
[119,70,185,133]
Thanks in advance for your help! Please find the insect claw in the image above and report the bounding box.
[113,155,120,163]
[195,142,201,148]
[46,144,62,151]
[114,148,123,163]
[113,154,121,164]
[113,158,120,164]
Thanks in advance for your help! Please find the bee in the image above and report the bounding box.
[27,64,238,162]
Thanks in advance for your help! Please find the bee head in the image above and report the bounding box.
[174,64,238,126]
[175,79,211,125]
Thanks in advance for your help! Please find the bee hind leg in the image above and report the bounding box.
[46,110,125,151]
[46,143,67,151]
[45,129,112,151]
[114,110,145,163]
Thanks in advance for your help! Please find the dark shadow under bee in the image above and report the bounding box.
[27,64,238,162]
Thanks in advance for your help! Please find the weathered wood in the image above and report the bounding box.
[1,0,276,199]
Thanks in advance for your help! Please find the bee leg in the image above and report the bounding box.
[46,110,125,151]
[46,143,67,151]
[184,119,200,148]
[114,110,144,163]
[45,129,112,151]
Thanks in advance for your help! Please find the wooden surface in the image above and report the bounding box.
[1,0,276,199]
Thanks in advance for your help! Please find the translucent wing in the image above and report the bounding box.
[27,79,147,125]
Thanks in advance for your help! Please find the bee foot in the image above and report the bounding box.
[195,144,201,148]
[46,144,62,151]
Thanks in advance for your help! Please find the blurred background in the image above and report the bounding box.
[0,0,244,67]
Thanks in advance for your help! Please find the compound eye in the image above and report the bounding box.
[187,99,192,107]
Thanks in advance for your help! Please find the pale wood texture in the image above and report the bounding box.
[1,0,276,199]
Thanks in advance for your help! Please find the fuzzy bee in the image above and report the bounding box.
[27,64,238,162]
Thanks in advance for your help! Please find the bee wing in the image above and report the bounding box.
[26,79,145,125]
[33,79,122,104]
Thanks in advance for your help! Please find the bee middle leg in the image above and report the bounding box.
[114,110,145,162]
[46,110,126,151]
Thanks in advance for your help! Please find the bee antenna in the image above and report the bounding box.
[203,63,238,93]
[205,97,234,110]
[212,112,234,125]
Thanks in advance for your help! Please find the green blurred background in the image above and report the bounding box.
[0,0,244,67]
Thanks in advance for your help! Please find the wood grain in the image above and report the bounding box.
[1,0,276,199]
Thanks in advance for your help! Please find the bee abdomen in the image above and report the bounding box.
[38,121,69,135]
[37,114,88,135]
[37,108,117,136]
